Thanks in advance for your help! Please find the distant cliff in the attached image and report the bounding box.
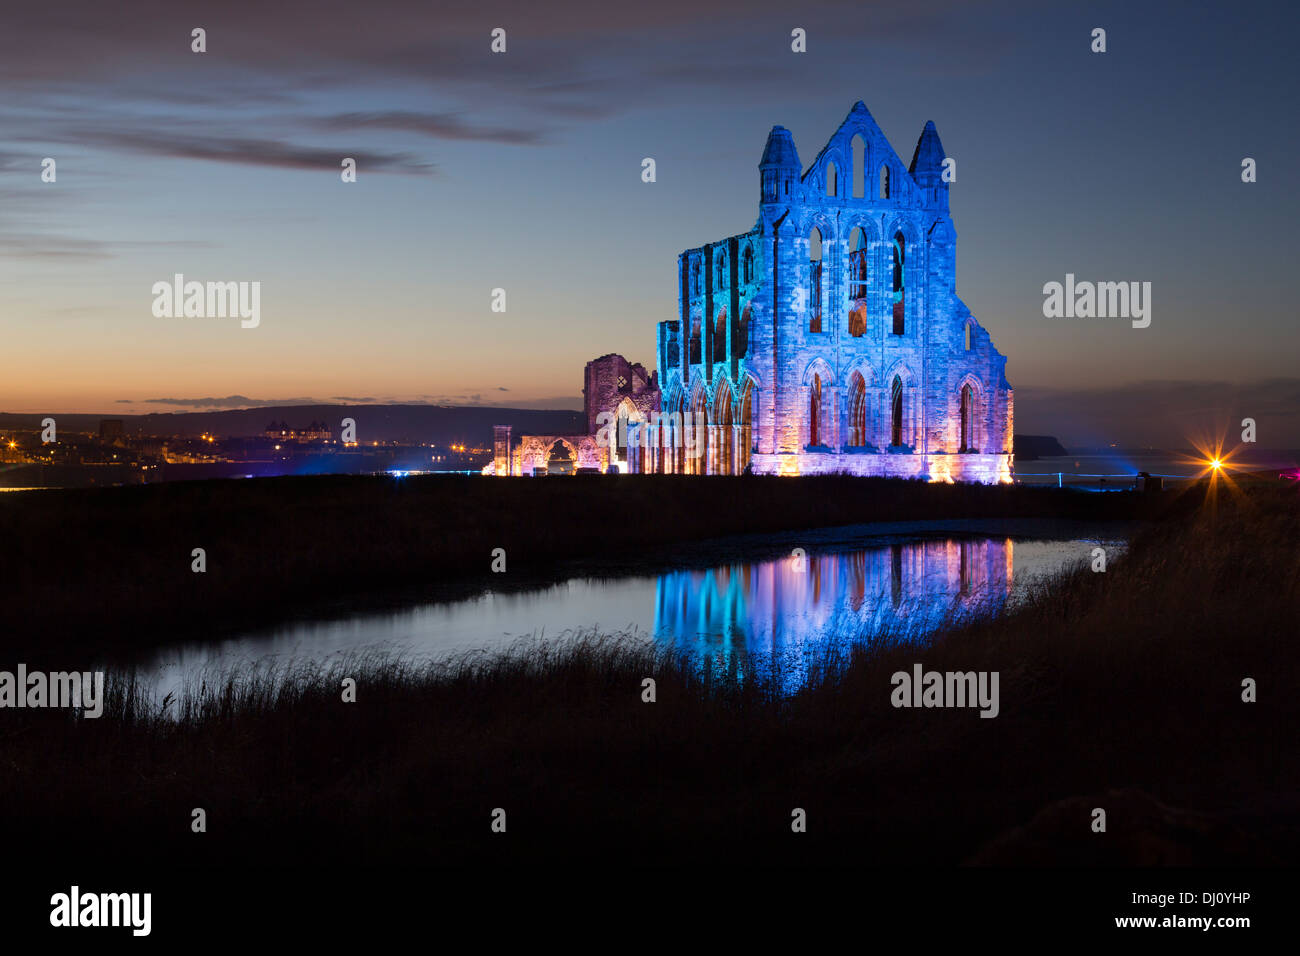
[1013,435,1068,460]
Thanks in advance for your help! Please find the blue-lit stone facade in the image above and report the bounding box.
[633,101,1013,482]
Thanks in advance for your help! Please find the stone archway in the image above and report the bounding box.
[515,434,607,475]
[713,382,734,475]
[546,439,576,475]
[613,397,644,471]
[689,387,709,475]
[737,379,754,473]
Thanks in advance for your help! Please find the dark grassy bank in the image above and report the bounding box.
[1,472,1191,653]
[0,480,1294,866]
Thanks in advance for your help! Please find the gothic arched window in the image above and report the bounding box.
[848,227,868,300]
[960,384,975,452]
[851,135,866,198]
[891,232,905,335]
[810,375,822,447]
[848,373,867,446]
[890,376,904,447]
[809,227,823,334]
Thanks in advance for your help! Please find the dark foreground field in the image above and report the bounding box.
[0,478,1294,866]
[3,472,1184,655]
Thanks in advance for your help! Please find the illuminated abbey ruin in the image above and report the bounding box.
[495,101,1014,482]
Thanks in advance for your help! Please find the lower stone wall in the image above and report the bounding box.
[749,452,1012,484]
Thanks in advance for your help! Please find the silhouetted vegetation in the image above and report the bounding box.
[0,473,1192,654]
[1,480,1293,865]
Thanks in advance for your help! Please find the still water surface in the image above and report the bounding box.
[135,524,1128,697]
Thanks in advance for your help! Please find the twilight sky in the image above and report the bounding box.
[1,0,1296,447]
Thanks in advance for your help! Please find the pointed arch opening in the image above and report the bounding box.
[713,310,727,363]
[546,439,575,476]
[959,383,977,453]
[851,134,866,198]
[808,227,823,334]
[734,304,750,359]
[653,409,669,474]
[848,226,868,301]
[690,388,709,475]
[742,245,754,284]
[891,231,905,335]
[738,380,754,474]
[671,393,687,474]
[880,164,891,199]
[890,375,904,448]
[713,385,734,475]
[847,372,867,447]
[825,161,837,197]
[809,374,823,448]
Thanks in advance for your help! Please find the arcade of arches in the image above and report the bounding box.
[623,380,755,476]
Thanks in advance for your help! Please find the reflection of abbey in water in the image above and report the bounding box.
[655,537,1013,660]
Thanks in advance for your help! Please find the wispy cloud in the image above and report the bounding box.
[42,128,433,174]
[137,396,320,408]
[0,235,214,261]
[310,111,542,145]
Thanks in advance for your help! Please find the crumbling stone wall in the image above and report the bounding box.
[583,353,661,435]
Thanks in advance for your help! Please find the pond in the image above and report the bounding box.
[130,520,1131,698]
